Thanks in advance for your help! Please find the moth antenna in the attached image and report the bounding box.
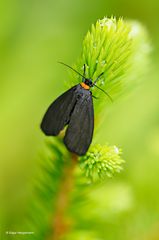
[94,72,104,84]
[93,84,113,102]
[58,61,86,79]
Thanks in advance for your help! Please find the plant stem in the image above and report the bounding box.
[50,153,78,240]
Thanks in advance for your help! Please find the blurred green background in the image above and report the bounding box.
[1,0,159,239]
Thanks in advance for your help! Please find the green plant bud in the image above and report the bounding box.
[80,144,125,182]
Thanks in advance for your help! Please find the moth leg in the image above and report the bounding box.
[92,95,99,99]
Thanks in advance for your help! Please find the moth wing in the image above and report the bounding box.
[64,93,94,155]
[41,86,77,136]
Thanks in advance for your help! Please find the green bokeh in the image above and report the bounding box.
[1,0,159,239]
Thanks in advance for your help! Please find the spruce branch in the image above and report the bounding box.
[23,16,150,240]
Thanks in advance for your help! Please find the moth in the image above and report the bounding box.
[41,62,112,156]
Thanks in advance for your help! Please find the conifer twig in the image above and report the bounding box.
[23,17,150,240]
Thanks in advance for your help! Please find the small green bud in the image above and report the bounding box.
[79,144,125,182]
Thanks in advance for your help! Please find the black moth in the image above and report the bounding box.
[41,62,112,156]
